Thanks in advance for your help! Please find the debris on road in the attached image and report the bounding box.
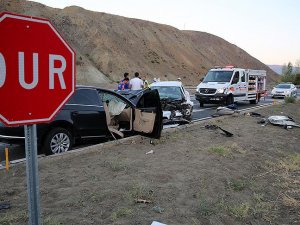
[212,106,239,117]
[205,125,233,137]
[0,203,11,211]
[146,150,154,155]
[268,116,300,128]
[244,112,263,117]
[136,199,152,204]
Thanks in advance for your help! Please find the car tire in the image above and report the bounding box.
[249,96,258,104]
[225,95,234,105]
[43,127,73,155]
[199,102,204,107]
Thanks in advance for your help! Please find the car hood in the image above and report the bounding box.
[272,88,290,92]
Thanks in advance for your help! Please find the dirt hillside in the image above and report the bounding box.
[1,0,279,86]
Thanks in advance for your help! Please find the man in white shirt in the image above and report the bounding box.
[129,72,144,90]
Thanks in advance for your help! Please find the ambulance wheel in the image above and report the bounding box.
[249,99,258,104]
[225,95,234,106]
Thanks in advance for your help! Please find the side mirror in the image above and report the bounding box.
[200,77,204,82]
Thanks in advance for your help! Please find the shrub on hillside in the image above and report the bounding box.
[280,74,295,83]
[294,74,300,85]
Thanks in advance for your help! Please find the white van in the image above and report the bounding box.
[195,66,266,107]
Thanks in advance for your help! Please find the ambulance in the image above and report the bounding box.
[195,66,266,107]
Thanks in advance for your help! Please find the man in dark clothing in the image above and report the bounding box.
[120,72,129,90]
[118,77,130,90]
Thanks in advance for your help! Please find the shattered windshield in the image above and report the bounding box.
[151,86,183,100]
[203,71,233,82]
[275,84,291,89]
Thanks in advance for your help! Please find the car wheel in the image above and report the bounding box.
[199,102,204,107]
[225,95,234,105]
[249,98,258,104]
[43,127,73,155]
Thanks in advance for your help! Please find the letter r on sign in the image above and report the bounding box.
[49,54,66,89]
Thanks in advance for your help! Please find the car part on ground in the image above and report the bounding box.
[267,116,300,128]
[257,115,300,129]
[204,124,233,137]
[244,112,263,117]
[211,106,239,117]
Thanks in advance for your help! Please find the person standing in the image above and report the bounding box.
[117,77,129,90]
[129,72,144,90]
[120,72,129,90]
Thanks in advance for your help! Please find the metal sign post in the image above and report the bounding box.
[24,124,41,225]
[0,12,75,225]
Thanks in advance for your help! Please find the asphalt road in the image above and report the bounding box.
[190,93,279,121]
[1,90,299,164]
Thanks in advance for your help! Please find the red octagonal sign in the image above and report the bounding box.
[0,12,75,126]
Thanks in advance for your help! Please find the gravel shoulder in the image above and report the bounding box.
[0,102,299,225]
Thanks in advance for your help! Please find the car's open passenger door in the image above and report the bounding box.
[134,89,163,138]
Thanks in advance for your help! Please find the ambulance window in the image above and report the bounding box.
[231,72,239,84]
[241,72,245,82]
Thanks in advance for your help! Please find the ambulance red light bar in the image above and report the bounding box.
[225,65,235,68]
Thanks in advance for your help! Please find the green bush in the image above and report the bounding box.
[280,74,295,83]
[285,96,296,104]
[294,74,300,85]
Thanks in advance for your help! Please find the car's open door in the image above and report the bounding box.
[133,89,163,138]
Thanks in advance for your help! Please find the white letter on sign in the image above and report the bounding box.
[49,54,66,89]
[0,53,6,88]
[18,52,39,89]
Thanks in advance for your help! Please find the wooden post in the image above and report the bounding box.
[5,147,9,171]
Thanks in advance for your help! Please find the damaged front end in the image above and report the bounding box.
[161,98,193,125]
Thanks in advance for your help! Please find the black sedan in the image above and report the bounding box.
[0,86,163,155]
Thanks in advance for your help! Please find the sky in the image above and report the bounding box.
[30,0,300,66]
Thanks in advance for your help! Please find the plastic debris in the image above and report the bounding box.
[146,150,154,155]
